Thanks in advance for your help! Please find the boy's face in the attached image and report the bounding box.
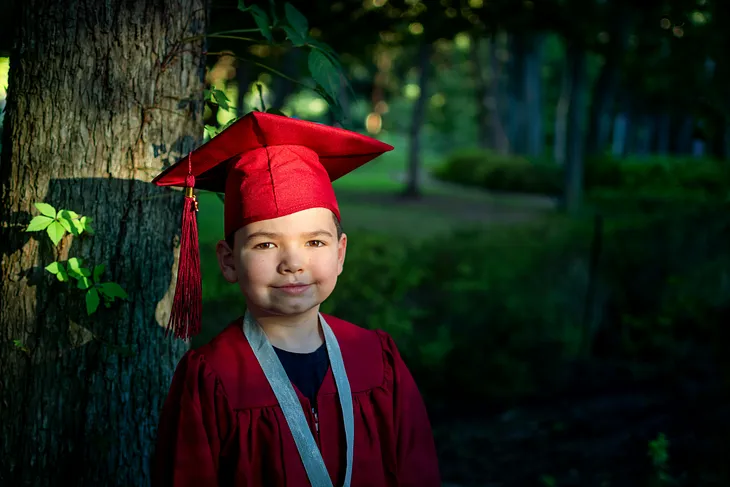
[216,207,347,320]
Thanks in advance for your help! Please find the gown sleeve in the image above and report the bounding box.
[378,331,441,487]
[151,349,235,487]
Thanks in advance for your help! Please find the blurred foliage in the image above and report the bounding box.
[433,148,730,203]
[432,148,562,195]
[317,202,730,412]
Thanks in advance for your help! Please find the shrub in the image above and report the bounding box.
[433,148,562,196]
[585,155,730,196]
[434,149,730,203]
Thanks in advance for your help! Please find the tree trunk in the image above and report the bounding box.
[562,42,588,214]
[488,35,510,154]
[585,6,631,156]
[611,92,632,158]
[470,35,508,151]
[470,36,491,149]
[634,112,653,156]
[0,1,206,485]
[404,42,430,198]
[655,112,671,155]
[674,115,694,154]
[506,33,527,154]
[523,33,544,158]
[554,54,571,166]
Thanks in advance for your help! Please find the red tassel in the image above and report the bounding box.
[166,173,201,340]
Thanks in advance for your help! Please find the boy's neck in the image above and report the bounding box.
[249,306,324,353]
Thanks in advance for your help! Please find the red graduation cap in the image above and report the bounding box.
[152,111,393,339]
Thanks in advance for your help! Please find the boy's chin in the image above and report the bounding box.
[245,300,322,318]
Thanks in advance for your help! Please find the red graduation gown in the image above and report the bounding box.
[151,314,441,487]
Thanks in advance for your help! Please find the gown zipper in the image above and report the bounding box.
[312,406,320,445]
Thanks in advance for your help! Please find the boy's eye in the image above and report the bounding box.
[307,240,325,247]
[253,242,275,250]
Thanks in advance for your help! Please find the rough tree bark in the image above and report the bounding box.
[0,0,206,485]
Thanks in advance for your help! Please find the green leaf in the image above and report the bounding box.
[71,218,85,235]
[203,88,212,101]
[13,339,30,355]
[93,264,105,283]
[26,215,54,232]
[34,202,56,218]
[86,288,100,315]
[67,257,83,272]
[266,108,288,117]
[46,221,66,246]
[315,87,345,124]
[68,267,91,279]
[250,5,273,42]
[219,117,239,132]
[77,276,92,290]
[99,282,129,300]
[204,125,219,139]
[282,25,307,47]
[58,209,80,220]
[307,40,354,98]
[284,3,309,38]
[47,262,69,281]
[237,0,250,12]
[308,50,341,102]
[308,40,338,61]
[56,266,69,282]
[67,268,82,279]
[58,217,73,234]
[213,89,230,111]
[80,216,94,235]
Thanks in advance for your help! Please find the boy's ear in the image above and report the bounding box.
[337,233,347,276]
[216,239,239,283]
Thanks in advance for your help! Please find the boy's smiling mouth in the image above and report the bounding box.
[273,283,312,294]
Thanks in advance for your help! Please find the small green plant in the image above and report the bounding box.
[12,339,30,356]
[26,202,128,315]
[648,433,675,486]
[199,0,349,140]
[26,202,94,245]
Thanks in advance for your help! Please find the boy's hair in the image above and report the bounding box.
[225,212,343,249]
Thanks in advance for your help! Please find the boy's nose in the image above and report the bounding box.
[278,250,304,274]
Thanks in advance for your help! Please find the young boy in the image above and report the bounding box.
[150,112,440,486]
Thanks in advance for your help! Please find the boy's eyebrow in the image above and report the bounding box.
[244,229,334,244]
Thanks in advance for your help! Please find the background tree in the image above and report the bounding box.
[0,0,206,484]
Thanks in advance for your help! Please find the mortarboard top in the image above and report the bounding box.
[153,111,393,192]
[152,111,393,340]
